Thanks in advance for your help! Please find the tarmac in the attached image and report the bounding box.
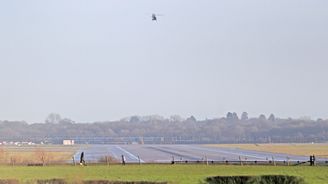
[73,144,316,163]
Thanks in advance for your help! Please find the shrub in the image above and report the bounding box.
[206,175,305,184]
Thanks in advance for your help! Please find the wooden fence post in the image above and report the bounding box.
[138,155,141,165]
[272,156,276,166]
[106,156,109,166]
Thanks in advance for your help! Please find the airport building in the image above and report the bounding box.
[63,139,75,145]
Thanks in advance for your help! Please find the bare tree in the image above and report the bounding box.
[0,147,5,164]
[10,155,21,166]
[34,148,53,166]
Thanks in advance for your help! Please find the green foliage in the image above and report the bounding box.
[206,175,305,184]
[207,176,250,184]
[0,165,326,184]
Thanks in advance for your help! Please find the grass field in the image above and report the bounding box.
[0,165,328,184]
[208,143,328,157]
[0,145,80,164]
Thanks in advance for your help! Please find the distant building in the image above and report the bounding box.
[63,140,75,145]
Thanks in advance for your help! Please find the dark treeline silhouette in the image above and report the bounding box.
[0,113,328,144]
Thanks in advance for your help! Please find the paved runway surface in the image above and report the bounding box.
[73,144,319,163]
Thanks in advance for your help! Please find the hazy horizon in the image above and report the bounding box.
[1,0,328,123]
[0,112,324,124]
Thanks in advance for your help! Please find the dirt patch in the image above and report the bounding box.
[36,179,66,184]
[206,175,305,184]
[0,180,19,184]
[84,181,167,184]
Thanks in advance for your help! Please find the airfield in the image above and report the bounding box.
[2,143,327,164]
[2,144,328,184]
[73,144,318,163]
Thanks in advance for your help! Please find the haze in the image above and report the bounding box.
[0,0,327,123]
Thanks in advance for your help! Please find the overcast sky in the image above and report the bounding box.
[0,0,328,123]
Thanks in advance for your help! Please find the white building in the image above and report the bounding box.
[63,140,75,145]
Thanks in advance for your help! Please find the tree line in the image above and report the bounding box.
[0,113,327,144]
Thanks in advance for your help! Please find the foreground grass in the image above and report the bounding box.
[208,143,328,157]
[0,165,328,184]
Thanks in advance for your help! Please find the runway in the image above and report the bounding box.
[73,144,316,163]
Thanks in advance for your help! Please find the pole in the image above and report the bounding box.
[272,156,276,166]
[138,155,141,165]
[106,156,109,166]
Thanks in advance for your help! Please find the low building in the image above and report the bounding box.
[63,139,75,145]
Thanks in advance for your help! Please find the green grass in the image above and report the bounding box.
[0,165,328,184]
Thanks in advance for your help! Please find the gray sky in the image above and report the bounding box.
[1,0,328,123]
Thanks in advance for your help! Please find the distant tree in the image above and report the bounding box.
[59,118,75,124]
[226,112,233,120]
[3,113,328,145]
[268,114,276,122]
[259,114,266,121]
[232,112,239,120]
[241,112,249,121]
[169,115,183,122]
[186,116,197,122]
[45,113,62,124]
[142,115,165,122]
[299,116,312,121]
[129,116,140,123]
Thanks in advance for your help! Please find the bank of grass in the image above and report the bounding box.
[0,165,328,184]
[0,145,81,164]
[207,143,328,157]
[1,151,73,164]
